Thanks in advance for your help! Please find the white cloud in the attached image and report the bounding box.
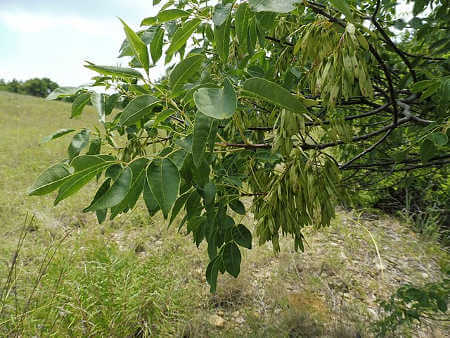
[0,2,175,85]
[0,10,120,36]
[0,7,167,86]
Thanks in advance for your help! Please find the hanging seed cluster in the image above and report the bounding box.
[273,109,306,157]
[121,136,148,162]
[328,115,353,143]
[294,20,373,106]
[253,151,341,252]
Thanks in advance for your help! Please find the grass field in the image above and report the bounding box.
[0,91,448,337]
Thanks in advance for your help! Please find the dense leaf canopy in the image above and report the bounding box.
[31,0,449,292]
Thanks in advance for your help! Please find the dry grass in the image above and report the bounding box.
[0,92,448,337]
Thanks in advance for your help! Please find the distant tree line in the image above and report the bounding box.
[0,78,59,98]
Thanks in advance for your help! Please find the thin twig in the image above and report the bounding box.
[340,129,393,169]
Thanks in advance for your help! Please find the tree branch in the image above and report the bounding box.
[339,129,393,169]
[216,116,412,151]
[224,102,393,132]
[390,159,450,172]
[265,36,294,47]
[342,154,450,170]
[306,1,346,28]
[302,116,411,150]
[215,142,271,149]
[371,11,418,82]
[368,45,399,124]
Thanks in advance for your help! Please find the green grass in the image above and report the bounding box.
[0,92,448,337]
[0,92,203,336]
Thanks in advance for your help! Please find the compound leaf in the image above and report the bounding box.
[193,79,236,119]
[146,158,180,219]
[243,77,308,113]
[223,242,241,277]
[119,95,159,126]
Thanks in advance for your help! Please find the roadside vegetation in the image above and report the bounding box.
[0,91,448,336]
[0,78,59,98]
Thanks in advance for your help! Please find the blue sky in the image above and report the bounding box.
[0,1,413,87]
[0,0,161,86]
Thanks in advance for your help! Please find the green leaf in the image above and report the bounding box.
[232,224,252,249]
[90,92,106,124]
[439,78,450,103]
[146,158,180,219]
[28,163,72,196]
[152,109,174,128]
[192,112,215,167]
[410,80,435,93]
[214,17,230,63]
[229,199,246,215]
[83,178,111,213]
[87,138,101,155]
[122,158,150,211]
[169,54,205,91]
[166,19,201,60]
[150,27,164,64]
[41,129,76,144]
[47,87,80,100]
[413,0,427,16]
[421,82,440,100]
[248,0,300,13]
[119,95,159,126]
[141,9,190,26]
[330,0,352,18]
[430,132,448,146]
[206,257,220,293]
[391,150,407,163]
[393,19,407,30]
[203,182,216,206]
[84,62,143,80]
[437,296,447,313]
[223,242,241,277]
[188,215,207,246]
[168,149,187,170]
[213,3,232,26]
[169,190,192,226]
[90,179,111,224]
[54,159,114,205]
[193,79,237,120]
[243,78,308,113]
[70,155,115,172]
[68,129,90,160]
[85,166,132,211]
[255,11,277,31]
[141,17,158,28]
[143,179,160,216]
[192,159,210,187]
[247,18,258,55]
[157,9,190,23]
[106,164,122,180]
[105,94,119,115]
[119,18,150,74]
[71,93,91,118]
[96,209,108,224]
[235,3,250,51]
[420,139,436,163]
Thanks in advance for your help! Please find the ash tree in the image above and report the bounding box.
[29,0,449,292]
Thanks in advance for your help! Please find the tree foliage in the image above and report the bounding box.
[30,0,449,292]
[373,266,449,336]
[0,78,59,98]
